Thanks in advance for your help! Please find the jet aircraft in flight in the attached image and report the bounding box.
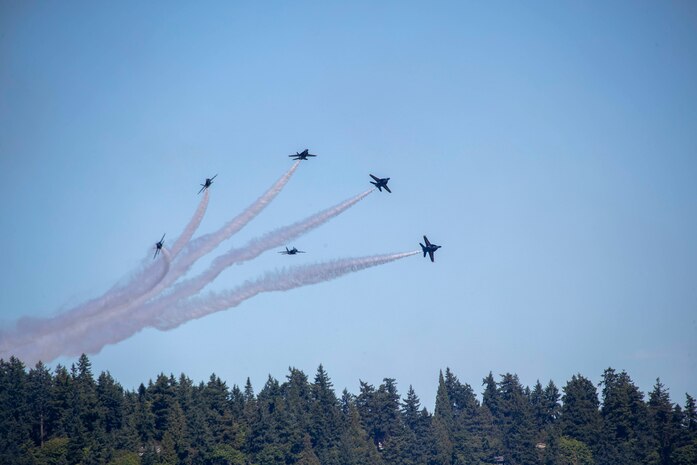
[198,174,218,194]
[153,234,166,259]
[288,149,317,160]
[279,246,305,255]
[369,174,391,193]
[419,235,441,262]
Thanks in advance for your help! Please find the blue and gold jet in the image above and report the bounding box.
[153,233,166,259]
[420,235,441,262]
[198,174,217,194]
[369,174,391,193]
[279,246,306,255]
[289,149,317,160]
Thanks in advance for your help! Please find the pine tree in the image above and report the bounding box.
[599,368,655,465]
[648,378,675,465]
[530,380,546,433]
[0,357,31,464]
[560,374,601,449]
[282,368,312,462]
[684,394,697,435]
[96,371,124,434]
[150,373,176,440]
[134,383,155,445]
[482,372,500,422]
[543,380,561,426]
[339,393,384,465]
[203,373,236,444]
[356,380,378,446]
[497,373,536,465]
[399,385,431,465]
[433,371,454,464]
[27,361,54,447]
[310,365,343,465]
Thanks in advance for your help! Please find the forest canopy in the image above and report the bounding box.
[1,355,695,465]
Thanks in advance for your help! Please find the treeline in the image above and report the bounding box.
[1,355,696,465]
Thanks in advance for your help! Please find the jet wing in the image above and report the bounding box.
[198,185,206,194]
[429,250,435,262]
[423,236,432,247]
[369,174,380,182]
[383,185,392,193]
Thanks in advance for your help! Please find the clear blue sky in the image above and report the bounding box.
[1,1,696,407]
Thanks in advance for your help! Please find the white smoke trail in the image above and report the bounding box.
[0,248,173,364]
[59,162,303,346]
[139,188,375,318]
[171,189,210,257]
[164,161,300,284]
[1,163,299,362]
[0,190,210,355]
[48,188,375,359]
[158,251,419,329]
[69,251,419,354]
[1,163,302,363]
[76,162,297,330]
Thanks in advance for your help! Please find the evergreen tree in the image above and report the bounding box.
[27,361,54,447]
[433,371,454,465]
[0,357,31,464]
[133,383,155,444]
[560,374,601,449]
[356,380,378,446]
[50,364,73,438]
[530,380,546,433]
[497,373,536,465]
[149,373,176,441]
[282,368,312,461]
[297,433,322,465]
[543,380,561,427]
[249,375,292,465]
[648,378,675,465]
[683,394,696,435]
[482,372,500,423]
[397,385,431,465]
[310,365,343,465]
[187,381,215,464]
[3,356,694,465]
[599,368,655,465]
[96,371,124,434]
[203,373,236,444]
[339,393,384,465]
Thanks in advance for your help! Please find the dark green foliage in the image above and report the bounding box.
[0,357,31,464]
[598,368,656,465]
[497,372,537,465]
[561,374,602,448]
[556,436,594,465]
[648,378,676,465]
[0,354,692,465]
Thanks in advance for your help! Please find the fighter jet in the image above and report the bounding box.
[153,234,166,259]
[419,235,441,262]
[198,174,217,194]
[288,149,317,160]
[279,246,305,255]
[369,174,391,193]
